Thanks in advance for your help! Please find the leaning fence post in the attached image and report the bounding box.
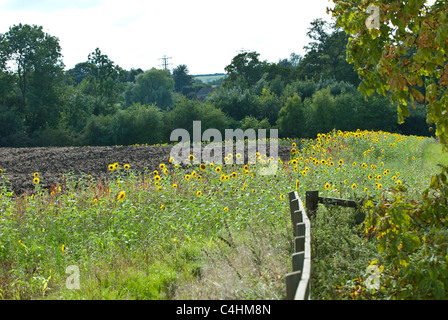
[306,190,319,217]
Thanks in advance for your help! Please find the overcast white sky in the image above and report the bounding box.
[0,0,334,74]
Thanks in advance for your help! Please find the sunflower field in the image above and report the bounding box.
[0,129,446,300]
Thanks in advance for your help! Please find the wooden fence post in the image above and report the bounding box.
[306,190,319,217]
[285,191,312,300]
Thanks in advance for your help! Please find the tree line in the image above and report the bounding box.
[0,20,431,148]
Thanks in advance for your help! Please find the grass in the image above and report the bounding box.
[0,130,443,300]
[422,140,448,172]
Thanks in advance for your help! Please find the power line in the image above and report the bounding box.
[158,55,173,71]
[237,48,250,54]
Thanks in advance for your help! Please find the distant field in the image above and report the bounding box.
[193,73,227,84]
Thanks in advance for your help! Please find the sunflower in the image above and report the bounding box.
[160,204,165,210]
[324,183,330,190]
[280,194,286,200]
[0,169,2,174]
[172,184,178,189]
[224,207,229,213]
[231,172,237,178]
[33,177,40,184]
[200,163,206,171]
[378,184,383,190]
[34,172,39,178]
[185,174,191,181]
[215,166,221,173]
[191,171,197,177]
[220,174,226,182]
[154,175,161,182]
[117,191,126,201]
[189,154,194,161]
[124,164,130,170]
[351,183,356,189]
[196,190,202,197]
[114,163,119,169]
[159,163,166,170]
[153,170,159,176]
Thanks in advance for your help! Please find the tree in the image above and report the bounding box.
[125,68,174,110]
[66,62,91,86]
[207,86,259,121]
[0,23,65,133]
[277,93,306,138]
[258,87,282,125]
[223,51,268,89]
[81,48,124,116]
[173,64,194,93]
[296,19,360,86]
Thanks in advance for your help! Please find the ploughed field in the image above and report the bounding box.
[0,145,292,195]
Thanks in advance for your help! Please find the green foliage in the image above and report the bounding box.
[328,0,448,300]
[173,64,194,93]
[223,52,268,89]
[240,116,271,131]
[165,96,230,140]
[206,86,259,121]
[125,68,174,110]
[81,48,124,116]
[81,103,164,146]
[277,94,305,138]
[0,19,432,147]
[330,0,448,148]
[0,23,65,134]
[297,19,360,86]
[362,164,448,299]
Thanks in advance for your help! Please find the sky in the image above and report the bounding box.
[0,0,335,75]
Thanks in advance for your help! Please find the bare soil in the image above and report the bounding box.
[0,145,292,195]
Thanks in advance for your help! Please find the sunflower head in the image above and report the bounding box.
[117,191,126,201]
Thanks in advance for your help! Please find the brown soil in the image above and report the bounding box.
[0,145,292,195]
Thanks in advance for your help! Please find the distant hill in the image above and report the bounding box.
[193,73,227,84]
